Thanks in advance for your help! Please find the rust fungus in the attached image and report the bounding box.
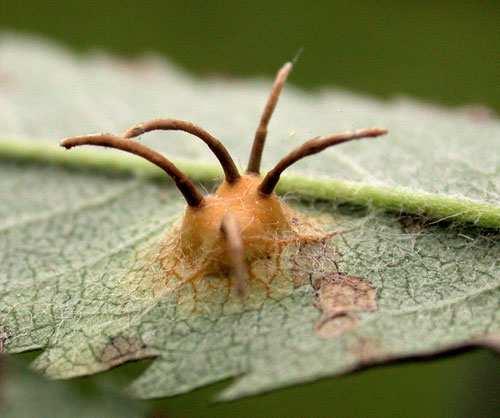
[313,273,377,338]
[60,62,387,300]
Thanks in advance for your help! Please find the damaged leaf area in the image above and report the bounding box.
[313,274,377,339]
[1,161,498,400]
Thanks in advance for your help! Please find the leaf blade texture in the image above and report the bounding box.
[1,159,498,399]
[0,35,499,400]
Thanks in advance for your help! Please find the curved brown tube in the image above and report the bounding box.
[60,134,205,207]
[259,128,388,195]
[247,62,293,175]
[123,118,240,184]
[220,213,248,297]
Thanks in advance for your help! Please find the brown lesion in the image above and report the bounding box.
[60,61,387,300]
[99,335,153,367]
[313,273,377,338]
[347,336,385,365]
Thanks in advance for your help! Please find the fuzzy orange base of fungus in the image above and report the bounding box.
[157,175,333,299]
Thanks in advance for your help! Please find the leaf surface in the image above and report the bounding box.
[0,35,499,400]
[1,160,498,399]
[0,35,499,218]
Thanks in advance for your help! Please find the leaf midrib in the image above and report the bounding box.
[1,138,499,228]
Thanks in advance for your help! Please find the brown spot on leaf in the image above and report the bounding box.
[314,274,377,338]
[100,335,153,367]
[285,235,339,288]
[347,336,385,365]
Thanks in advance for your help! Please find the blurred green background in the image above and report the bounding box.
[1,1,499,417]
[1,0,499,111]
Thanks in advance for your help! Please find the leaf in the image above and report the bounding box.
[0,34,499,226]
[0,35,499,400]
[1,159,498,400]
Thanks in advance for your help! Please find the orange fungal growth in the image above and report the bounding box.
[60,61,387,299]
[180,175,291,257]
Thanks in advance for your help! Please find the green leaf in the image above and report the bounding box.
[0,35,499,401]
[0,35,498,227]
[1,159,498,399]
